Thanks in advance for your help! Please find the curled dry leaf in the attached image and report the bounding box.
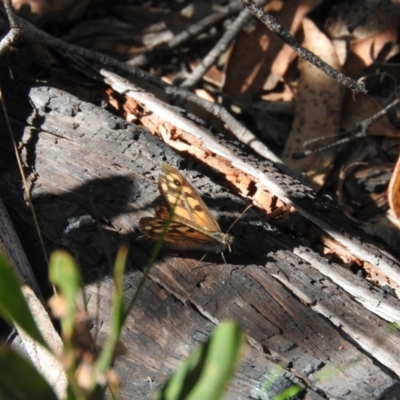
[282,18,343,190]
[388,153,400,225]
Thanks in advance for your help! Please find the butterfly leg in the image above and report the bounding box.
[192,252,210,270]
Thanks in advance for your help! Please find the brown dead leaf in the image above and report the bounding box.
[388,152,400,224]
[282,18,343,190]
[223,0,322,103]
[342,92,400,138]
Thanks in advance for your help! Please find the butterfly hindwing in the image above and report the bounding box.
[139,217,222,250]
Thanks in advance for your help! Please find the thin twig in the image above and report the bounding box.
[163,84,286,166]
[0,85,49,265]
[102,69,288,171]
[0,0,21,55]
[127,2,242,68]
[3,0,17,28]
[241,0,367,94]
[180,6,255,88]
[292,98,399,159]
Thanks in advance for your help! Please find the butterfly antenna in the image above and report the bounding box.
[226,204,253,234]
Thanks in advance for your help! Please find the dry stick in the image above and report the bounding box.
[292,97,399,159]
[164,84,287,167]
[102,68,289,174]
[180,6,255,89]
[3,0,16,27]
[0,86,49,265]
[0,0,20,55]
[128,2,242,68]
[241,0,366,94]
[0,1,285,167]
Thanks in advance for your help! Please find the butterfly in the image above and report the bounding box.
[139,163,234,255]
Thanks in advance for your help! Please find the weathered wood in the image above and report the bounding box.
[101,69,400,296]
[0,56,399,400]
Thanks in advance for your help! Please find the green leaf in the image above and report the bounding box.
[0,254,48,349]
[156,320,243,400]
[0,347,57,400]
[48,250,83,340]
[94,246,128,390]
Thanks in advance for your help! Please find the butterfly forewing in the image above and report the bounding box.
[139,164,234,254]
[158,164,221,232]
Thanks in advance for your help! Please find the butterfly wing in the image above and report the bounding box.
[139,217,222,250]
[151,196,171,220]
[138,164,233,254]
[158,164,222,233]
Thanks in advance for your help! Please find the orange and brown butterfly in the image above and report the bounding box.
[139,163,234,254]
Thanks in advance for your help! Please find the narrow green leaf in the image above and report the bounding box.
[0,254,48,349]
[273,385,302,400]
[156,320,243,400]
[0,347,57,400]
[93,245,128,390]
[48,250,82,339]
